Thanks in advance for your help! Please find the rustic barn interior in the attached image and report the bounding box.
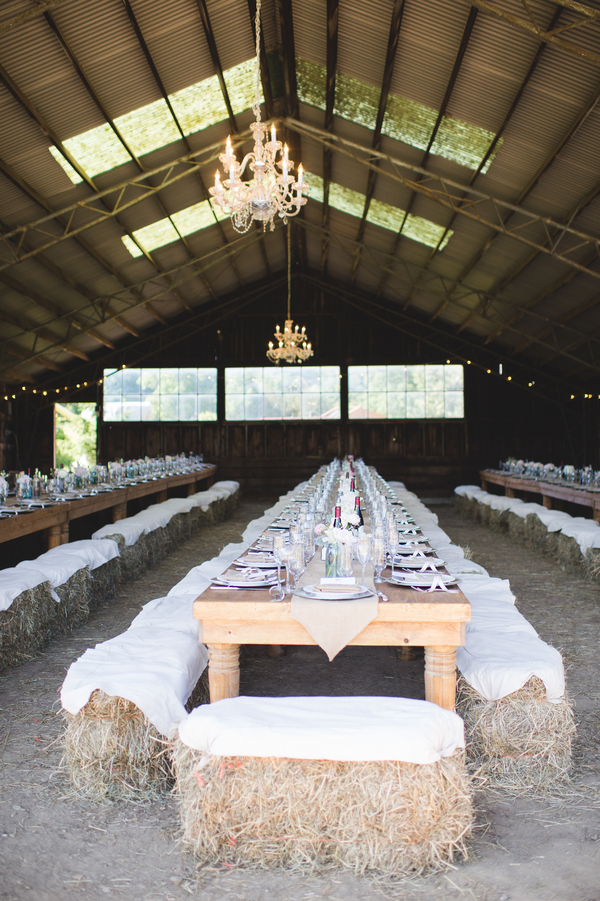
[1,0,600,496]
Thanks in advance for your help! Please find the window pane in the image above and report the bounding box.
[445,391,464,418]
[264,393,283,419]
[225,369,243,395]
[368,366,386,393]
[348,392,368,419]
[179,395,197,420]
[244,368,263,394]
[387,366,405,392]
[198,395,217,421]
[320,367,340,393]
[122,368,141,394]
[198,368,217,394]
[302,393,320,419]
[387,392,406,419]
[348,365,367,392]
[368,392,387,418]
[445,365,464,391]
[141,395,160,421]
[226,394,244,420]
[406,392,425,418]
[263,368,282,394]
[103,397,122,420]
[245,394,263,420]
[302,368,320,393]
[321,393,341,419]
[179,368,197,394]
[425,391,444,418]
[283,393,302,419]
[141,369,160,395]
[282,369,302,393]
[103,369,122,394]
[122,396,141,421]
[160,395,178,420]
[425,365,444,392]
[161,370,179,394]
[406,365,425,391]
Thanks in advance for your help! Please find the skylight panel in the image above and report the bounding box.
[61,123,130,179]
[296,58,501,174]
[121,199,227,257]
[306,173,452,250]
[50,59,261,185]
[115,98,181,158]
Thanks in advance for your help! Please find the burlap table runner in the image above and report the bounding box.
[290,550,379,661]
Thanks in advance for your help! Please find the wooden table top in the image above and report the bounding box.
[481,469,600,509]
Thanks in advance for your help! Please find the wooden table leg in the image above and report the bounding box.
[187,482,195,497]
[424,645,457,711]
[112,501,128,522]
[60,522,69,544]
[505,487,515,498]
[207,642,240,702]
[47,524,62,550]
[543,495,553,509]
[155,489,168,504]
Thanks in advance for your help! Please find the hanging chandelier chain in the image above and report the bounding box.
[253,0,262,122]
[287,222,291,321]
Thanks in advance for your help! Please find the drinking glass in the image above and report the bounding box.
[387,528,399,580]
[269,533,286,601]
[337,543,354,578]
[279,542,293,594]
[356,535,371,586]
[289,542,305,589]
[372,537,386,584]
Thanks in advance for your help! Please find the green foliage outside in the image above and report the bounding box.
[55,403,97,468]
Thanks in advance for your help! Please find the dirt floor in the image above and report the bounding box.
[1,495,600,901]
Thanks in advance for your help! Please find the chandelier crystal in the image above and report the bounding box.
[209,0,309,234]
[267,227,313,365]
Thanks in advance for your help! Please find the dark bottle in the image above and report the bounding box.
[332,505,342,529]
[354,495,364,527]
[350,477,356,492]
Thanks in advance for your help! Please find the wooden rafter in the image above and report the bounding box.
[320,0,339,274]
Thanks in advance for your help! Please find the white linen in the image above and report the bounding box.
[458,574,516,605]
[178,696,465,764]
[457,632,564,701]
[130,594,199,638]
[16,553,88,588]
[45,538,119,570]
[0,567,51,612]
[467,600,538,637]
[93,520,147,546]
[61,626,208,736]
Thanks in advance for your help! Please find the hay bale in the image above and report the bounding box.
[456,675,575,792]
[89,557,120,606]
[190,504,215,532]
[584,547,600,582]
[525,512,551,552]
[507,511,528,543]
[556,534,585,572]
[54,567,91,632]
[488,507,509,532]
[172,745,473,878]
[0,582,59,671]
[61,690,171,802]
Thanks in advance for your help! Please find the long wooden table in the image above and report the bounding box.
[0,465,216,549]
[480,469,600,521]
[193,562,471,712]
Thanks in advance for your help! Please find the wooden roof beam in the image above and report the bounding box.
[320,0,340,274]
[195,0,238,132]
[5,341,63,373]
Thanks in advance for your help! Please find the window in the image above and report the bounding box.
[102,368,217,422]
[225,367,341,421]
[348,364,464,419]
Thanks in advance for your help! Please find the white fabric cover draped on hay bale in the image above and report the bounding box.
[173,696,472,877]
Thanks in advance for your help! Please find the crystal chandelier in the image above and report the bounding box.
[267,226,313,365]
[209,0,309,234]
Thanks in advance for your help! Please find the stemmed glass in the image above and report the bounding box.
[356,535,372,586]
[289,541,305,589]
[337,543,354,578]
[269,533,286,601]
[387,528,399,581]
[372,537,386,584]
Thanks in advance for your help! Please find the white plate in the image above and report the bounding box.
[296,583,373,601]
[212,575,278,588]
[235,555,277,568]
[397,557,446,569]
[388,573,459,588]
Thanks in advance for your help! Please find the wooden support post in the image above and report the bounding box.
[424,646,457,711]
[505,487,515,498]
[60,522,69,544]
[594,506,600,523]
[543,495,553,510]
[47,524,61,550]
[112,501,128,522]
[187,482,195,497]
[481,478,488,492]
[155,488,168,504]
[207,643,240,702]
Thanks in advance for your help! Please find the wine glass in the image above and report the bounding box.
[289,541,305,589]
[356,535,371,586]
[269,533,286,601]
[387,528,399,581]
[372,537,386,584]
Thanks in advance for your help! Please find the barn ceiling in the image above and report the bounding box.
[1,0,600,394]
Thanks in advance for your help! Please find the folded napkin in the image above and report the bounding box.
[290,560,379,661]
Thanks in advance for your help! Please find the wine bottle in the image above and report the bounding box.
[332,505,342,529]
[354,495,364,527]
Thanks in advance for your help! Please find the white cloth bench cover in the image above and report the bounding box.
[0,567,52,612]
[16,553,89,588]
[45,539,119,570]
[467,600,538,637]
[61,626,208,736]
[457,632,564,701]
[130,594,199,638]
[178,696,465,764]
[93,520,147,545]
